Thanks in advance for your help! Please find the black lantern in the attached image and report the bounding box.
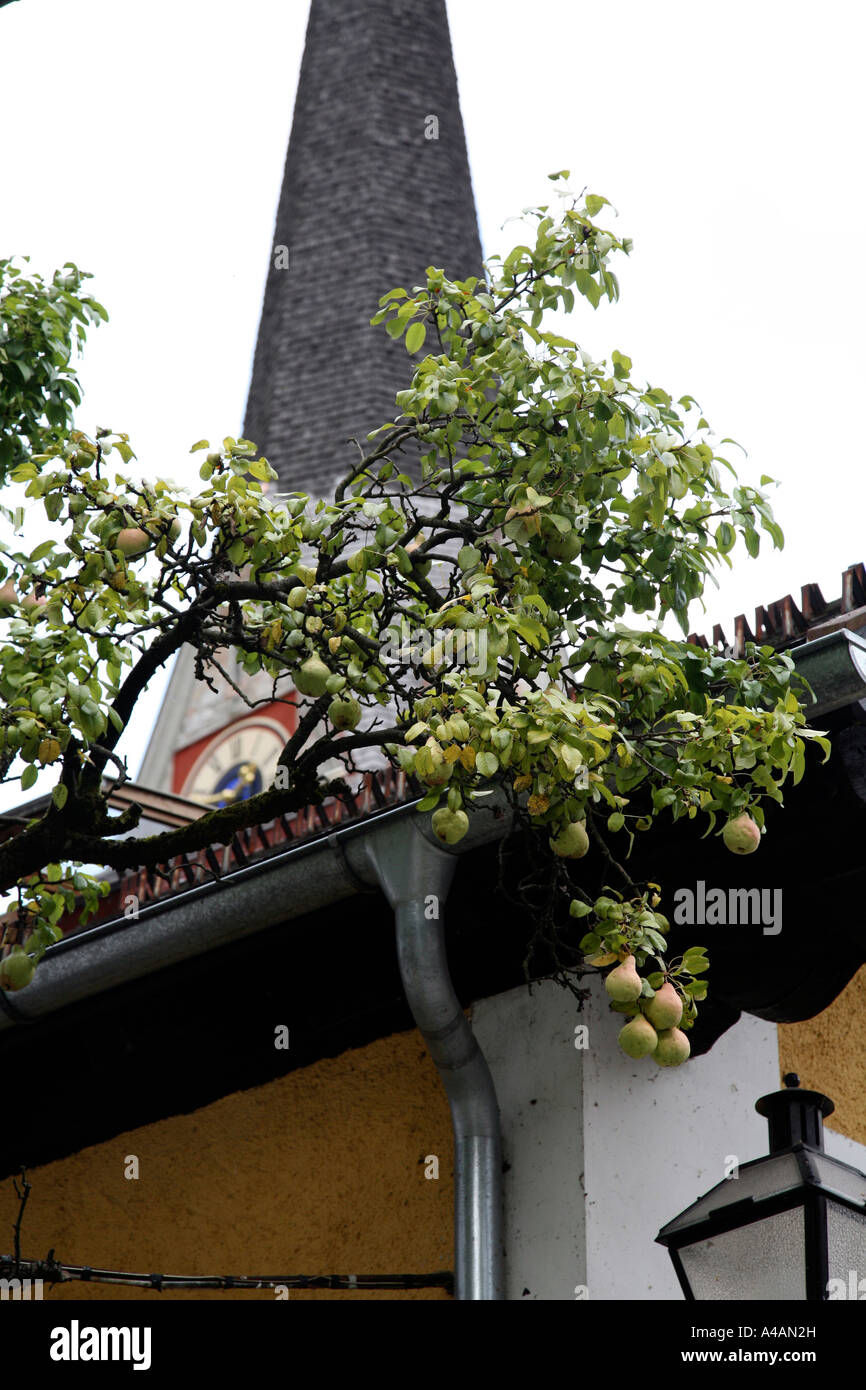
[656,1075,866,1300]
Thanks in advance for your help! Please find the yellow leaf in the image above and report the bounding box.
[586,952,619,967]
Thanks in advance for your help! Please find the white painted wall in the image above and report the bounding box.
[824,1126,866,1175]
[581,974,779,1300]
[473,975,782,1301]
[471,981,586,1301]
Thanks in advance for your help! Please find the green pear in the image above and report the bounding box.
[643,982,683,1030]
[653,1027,691,1067]
[604,956,643,1003]
[0,951,35,992]
[549,820,589,859]
[618,1014,659,1059]
[546,529,582,561]
[431,807,469,845]
[722,813,761,854]
[294,655,330,697]
[485,628,509,658]
[328,697,361,731]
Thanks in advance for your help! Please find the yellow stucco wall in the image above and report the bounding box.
[778,965,866,1147]
[0,1027,453,1301]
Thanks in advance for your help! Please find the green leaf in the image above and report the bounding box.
[393,545,413,576]
[405,321,427,355]
[682,949,710,975]
[21,764,38,791]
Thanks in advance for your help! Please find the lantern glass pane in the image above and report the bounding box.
[827,1204,866,1291]
[660,1154,804,1238]
[679,1207,806,1300]
[812,1154,866,1209]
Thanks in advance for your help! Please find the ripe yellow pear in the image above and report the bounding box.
[618,1014,658,1059]
[722,813,761,854]
[654,1027,691,1067]
[644,982,683,1030]
[115,516,179,557]
[604,955,643,1003]
[115,527,152,558]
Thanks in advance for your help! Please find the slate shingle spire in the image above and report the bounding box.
[243,0,483,496]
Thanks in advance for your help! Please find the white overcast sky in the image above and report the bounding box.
[1,0,864,798]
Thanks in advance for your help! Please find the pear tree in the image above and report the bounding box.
[0,179,828,1064]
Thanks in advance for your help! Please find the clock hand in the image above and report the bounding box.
[194,760,260,806]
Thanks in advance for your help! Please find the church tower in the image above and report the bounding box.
[138,0,483,796]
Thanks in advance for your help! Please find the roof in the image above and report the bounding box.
[242,0,484,496]
[688,561,866,653]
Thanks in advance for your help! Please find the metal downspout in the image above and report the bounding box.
[352,815,505,1300]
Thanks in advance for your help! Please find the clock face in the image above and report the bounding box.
[182,723,286,809]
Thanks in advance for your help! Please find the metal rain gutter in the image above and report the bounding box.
[791,627,866,716]
[0,790,511,1032]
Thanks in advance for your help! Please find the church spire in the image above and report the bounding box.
[139,0,482,793]
[242,0,483,496]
